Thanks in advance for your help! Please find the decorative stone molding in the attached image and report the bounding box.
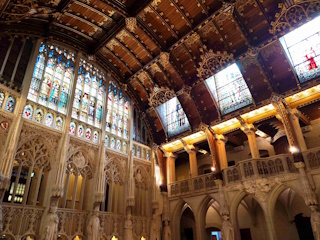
[270,0,320,35]
[134,159,151,190]
[227,174,298,202]
[197,46,234,81]
[104,152,126,184]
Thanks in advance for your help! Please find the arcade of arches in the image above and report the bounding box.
[1,0,320,240]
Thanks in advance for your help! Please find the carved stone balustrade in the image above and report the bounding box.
[99,212,124,239]
[302,146,320,170]
[132,215,150,240]
[57,208,88,239]
[223,154,297,185]
[2,203,45,238]
[168,172,219,198]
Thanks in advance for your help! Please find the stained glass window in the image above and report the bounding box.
[44,113,54,127]
[23,105,33,120]
[116,139,121,151]
[70,121,76,135]
[110,137,115,149]
[71,59,105,128]
[123,142,127,153]
[0,92,5,108]
[55,117,63,130]
[5,96,16,113]
[78,125,84,138]
[156,97,190,137]
[105,82,130,139]
[34,108,44,123]
[105,135,109,147]
[85,128,91,140]
[93,131,99,143]
[27,44,75,115]
[280,16,320,83]
[206,63,253,115]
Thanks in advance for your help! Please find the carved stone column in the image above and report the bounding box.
[181,141,198,178]
[205,127,219,171]
[240,123,260,159]
[162,192,171,240]
[0,39,42,191]
[164,152,177,184]
[288,108,307,151]
[215,134,229,170]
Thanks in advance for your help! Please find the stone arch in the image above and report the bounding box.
[230,191,269,240]
[67,149,93,179]
[104,158,125,184]
[171,199,195,240]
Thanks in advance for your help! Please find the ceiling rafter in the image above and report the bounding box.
[73,0,114,22]
[257,52,279,92]
[53,22,93,40]
[103,0,128,17]
[232,8,252,45]
[142,69,158,88]
[168,55,188,84]
[103,47,133,74]
[168,0,192,28]
[114,38,143,68]
[181,43,197,70]
[136,16,165,50]
[131,77,150,98]
[149,5,179,39]
[0,0,10,17]
[64,12,103,32]
[212,19,232,53]
[96,52,125,82]
[124,29,153,58]
[156,62,172,88]
[94,18,125,52]
[254,0,271,25]
[196,0,208,15]
[46,0,74,28]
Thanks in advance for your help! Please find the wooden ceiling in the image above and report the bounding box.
[1,0,320,144]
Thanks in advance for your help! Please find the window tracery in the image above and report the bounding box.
[206,63,253,115]
[27,44,75,115]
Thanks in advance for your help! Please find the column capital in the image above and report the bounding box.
[294,161,305,169]
[163,151,177,159]
[287,108,301,121]
[215,134,228,143]
[180,140,198,154]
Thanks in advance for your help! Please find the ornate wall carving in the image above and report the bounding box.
[148,86,176,108]
[134,159,151,190]
[104,151,127,184]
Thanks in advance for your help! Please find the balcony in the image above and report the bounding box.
[168,146,320,198]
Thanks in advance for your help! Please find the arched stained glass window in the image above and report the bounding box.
[71,59,105,128]
[34,108,44,124]
[206,63,253,115]
[156,97,190,137]
[280,16,320,83]
[23,105,33,120]
[27,44,75,115]
[5,96,16,113]
[44,113,54,127]
[105,82,130,139]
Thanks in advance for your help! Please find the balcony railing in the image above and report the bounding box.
[168,147,320,198]
[2,204,45,237]
[99,212,124,239]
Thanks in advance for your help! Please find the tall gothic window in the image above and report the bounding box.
[280,16,320,83]
[156,97,190,137]
[206,63,253,115]
[27,44,75,115]
[71,59,105,128]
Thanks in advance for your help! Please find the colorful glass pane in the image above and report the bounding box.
[123,142,127,153]
[105,135,109,147]
[93,131,99,143]
[23,105,33,120]
[5,96,16,113]
[116,139,121,151]
[69,121,76,135]
[280,16,320,83]
[146,151,150,160]
[0,92,4,108]
[85,128,91,140]
[206,64,253,115]
[34,108,44,123]
[132,146,135,156]
[44,113,54,127]
[110,137,115,149]
[78,125,84,137]
[55,116,63,130]
[137,148,140,158]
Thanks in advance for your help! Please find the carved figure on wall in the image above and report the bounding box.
[162,220,171,240]
[311,206,320,240]
[221,215,234,240]
[43,205,59,240]
[87,210,100,240]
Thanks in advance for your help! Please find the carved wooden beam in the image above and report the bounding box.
[212,19,232,53]
[254,0,271,25]
[149,5,178,39]
[53,22,93,41]
[196,0,208,15]
[131,77,150,98]
[0,0,11,17]
[64,12,103,32]
[156,62,172,88]
[181,43,197,70]
[168,0,192,28]
[136,16,165,50]
[124,29,153,58]
[73,1,114,22]
[103,0,128,17]
[232,8,252,45]
[94,18,126,53]
[96,52,125,82]
[103,47,133,74]
[114,38,143,68]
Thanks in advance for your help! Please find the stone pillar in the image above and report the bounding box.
[162,192,172,240]
[205,127,219,171]
[181,140,198,178]
[165,152,177,184]
[215,134,229,170]
[241,124,260,159]
[288,108,307,151]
